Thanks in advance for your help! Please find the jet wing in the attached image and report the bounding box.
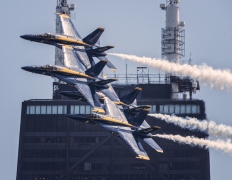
[99,85,120,103]
[117,130,150,160]
[57,14,92,69]
[104,97,127,122]
[74,48,92,69]
[57,14,81,39]
[139,121,163,153]
[74,82,104,113]
[62,45,85,72]
[98,56,117,71]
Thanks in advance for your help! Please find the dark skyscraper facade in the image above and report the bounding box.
[16,82,210,180]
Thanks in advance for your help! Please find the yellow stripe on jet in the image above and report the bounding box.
[57,36,91,47]
[92,108,105,114]
[135,87,142,91]
[136,155,150,161]
[62,45,73,49]
[98,116,135,128]
[53,68,94,79]
[55,13,70,19]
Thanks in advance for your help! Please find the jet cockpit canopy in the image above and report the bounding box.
[41,65,61,70]
[42,33,56,38]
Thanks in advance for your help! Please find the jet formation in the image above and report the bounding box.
[21,13,163,160]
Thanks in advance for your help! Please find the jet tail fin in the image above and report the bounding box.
[83,27,104,46]
[120,87,142,105]
[87,46,114,55]
[98,56,117,71]
[86,45,116,71]
[90,78,117,87]
[136,126,160,134]
[124,105,151,115]
[129,109,150,126]
[85,60,108,77]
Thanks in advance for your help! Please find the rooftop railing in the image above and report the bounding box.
[106,74,167,84]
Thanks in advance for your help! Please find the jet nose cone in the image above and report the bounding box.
[21,66,34,72]
[20,34,31,40]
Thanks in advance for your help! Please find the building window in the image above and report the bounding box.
[30,106,35,114]
[41,106,46,114]
[35,106,40,114]
[84,163,91,170]
[180,105,186,114]
[80,105,85,114]
[160,105,164,113]
[175,105,180,114]
[26,106,30,114]
[154,104,201,114]
[70,105,92,114]
[86,106,91,114]
[149,105,156,113]
[169,105,175,114]
[164,105,169,114]
[186,105,191,114]
[57,105,63,114]
[63,105,67,114]
[26,105,67,115]
[52,106,57,114]
[47,106,52,114]
[197,105,200,114]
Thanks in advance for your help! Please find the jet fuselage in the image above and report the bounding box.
[22,65,93,79]
[66,113,136,128]
[20,33,91,47]
[66,113,156,138]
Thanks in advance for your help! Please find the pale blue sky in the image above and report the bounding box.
[0,0,232,179]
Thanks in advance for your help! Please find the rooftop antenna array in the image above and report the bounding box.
[160,0,185,99]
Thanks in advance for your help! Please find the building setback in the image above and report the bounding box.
[16,83,210,180]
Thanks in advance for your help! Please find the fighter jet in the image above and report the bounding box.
[20,32,92,47]
[20,13,116,71]
[66,97,163,160]
[21,62,116,114]
[59,86,143,107]
[20,18,105,48]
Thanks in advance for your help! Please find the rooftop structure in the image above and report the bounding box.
[16,83,210,180]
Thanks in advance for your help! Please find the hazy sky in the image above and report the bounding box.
[1,0,232,179]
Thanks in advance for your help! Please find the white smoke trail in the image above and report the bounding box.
[150,114,232,138]
[109,53,232,91]
[154,134,232,154]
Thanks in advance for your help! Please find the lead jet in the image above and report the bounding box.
[66,97,163,160]
[22,62,116,114]
[20,13,116,71]
[20,32,91,47]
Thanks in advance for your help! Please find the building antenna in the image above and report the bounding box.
[126,60,128,84]
[189,53,192,65]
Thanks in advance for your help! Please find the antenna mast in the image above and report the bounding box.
[160,0,185,99]
[55,0,76,66]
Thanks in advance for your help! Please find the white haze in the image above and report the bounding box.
[109,53,232,91]
[150,114,232,138]
[154,134,232,154]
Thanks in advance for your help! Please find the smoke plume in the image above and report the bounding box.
[150,114,232,138]
[109,53,232,91]
[154,134,232,154]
